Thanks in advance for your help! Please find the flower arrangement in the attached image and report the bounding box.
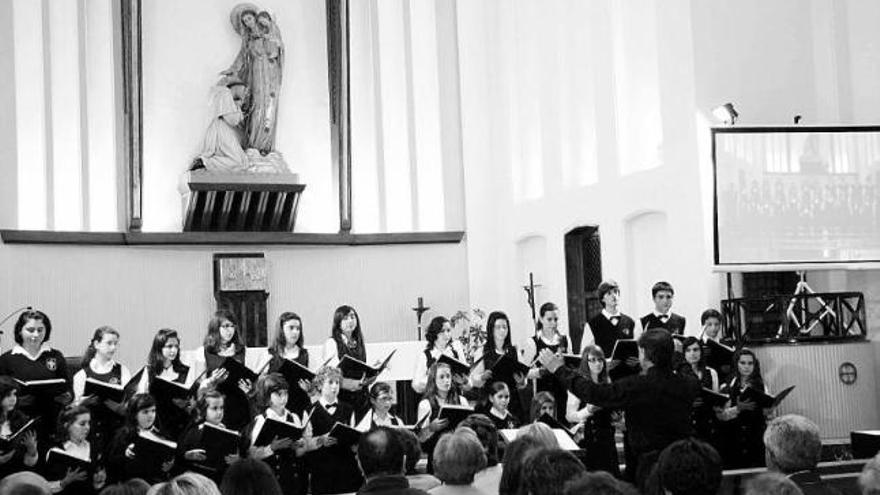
[451,308,487,365]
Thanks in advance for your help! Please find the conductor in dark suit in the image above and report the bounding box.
[538,328,699,489]
[639,281,686,335]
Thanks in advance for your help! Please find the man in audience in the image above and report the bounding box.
[539,328,700,488]
[394,428,441,492]
[459,414,502,495]
[357,426,430,495]
[859,452,880,495]
[0,472,51,495]
[430,428,487,495]
[649,438,722,495]
[521,448,586,495]
[764,414,841,495]
[743,472,805,495]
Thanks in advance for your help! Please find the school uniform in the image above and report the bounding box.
[267,349,311,416]
[200,346,252,431]
[718,378,769,469]
[323,336,371,421]
[678,364,721,452]
[567,391,620,476]
[412,343,465,395]
[483,407,520,431]
[45,439,104,495]
[73,360,131,452]
[531,334,569,422]
[640,311,687,335]
[0,344,72,444]
[356,409,403,432]
[417,395,470,475]
[248,409,308,495]
[0,410,38,479]
[307,398,363,495]
[584,311,638,382]
[139,362,194,439]
[479,346,526,420]
[105,426,173,484]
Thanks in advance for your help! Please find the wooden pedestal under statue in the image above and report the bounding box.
[179,170,305,232]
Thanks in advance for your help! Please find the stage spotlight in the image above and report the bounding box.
[712,103,739,125]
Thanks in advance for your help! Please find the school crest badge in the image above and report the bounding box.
[45,358,57,371]
[109,377,120,385]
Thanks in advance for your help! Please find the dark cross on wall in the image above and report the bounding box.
[522,272,542,323]
[412,297,431,340]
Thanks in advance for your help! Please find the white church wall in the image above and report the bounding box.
[0,241,468,368]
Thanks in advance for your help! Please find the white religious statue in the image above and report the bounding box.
[191,3,288,174]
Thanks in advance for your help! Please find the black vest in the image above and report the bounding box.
[640,313,686,335]
[424,347,460,369]
[588,313,635,357]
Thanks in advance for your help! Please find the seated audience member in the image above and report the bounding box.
[516,422,559,449]
[394,429,440,492]
[149,473,221,495]
[219,459,282,495]
[429,428,487,495]
[0,472,51,495]
[459,414,501,495]
[743,472,805,495]
[98,479,151,495]
[521,448,586,495]
[647,438,722,495]
[859,453,880,495]
[498,436,542,495]
[357,426,429,495]
[564,471,640,495]
[764,414,842,495]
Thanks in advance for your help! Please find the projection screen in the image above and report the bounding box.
[713,126,880,266]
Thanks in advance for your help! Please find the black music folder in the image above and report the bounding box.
[437,404,474,428]
[253,416,304,447]
[739,385,795,409]
[198,422,241,468]
[338,350,396,380]
[328,422,362,447]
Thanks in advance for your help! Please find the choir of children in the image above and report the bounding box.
[0,285,783,492]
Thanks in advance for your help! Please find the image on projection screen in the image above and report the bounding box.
[714,128,880,265]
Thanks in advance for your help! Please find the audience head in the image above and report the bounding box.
[763,414,822,474]
[459,414,499,467]
[271,312,304,356]
[219,458,282,495]
[638,328,674,370]
[82,326,120,368]
[205,310,242,353]
[530,391,556,422]
[859,452,880,495]
[652,438,722,495]
[357,426,405,478]
[254,372,289,411]
[564,471,639,495]
[597,280,620,310]
[14,309,52,346]
[517,422,558,449]
[742,472,804,495]
[433,428,487,485]
[151,473,220,495]
[148,328,183,374]
[99,479,151,495]
[0,472,51,495]
[522,448,586,495]
[499,436,542,495]
[484,311,513,353]
[536,302,559,333]
[425,316,452,351]
[578,345,609,383]
[393,428,423,475]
